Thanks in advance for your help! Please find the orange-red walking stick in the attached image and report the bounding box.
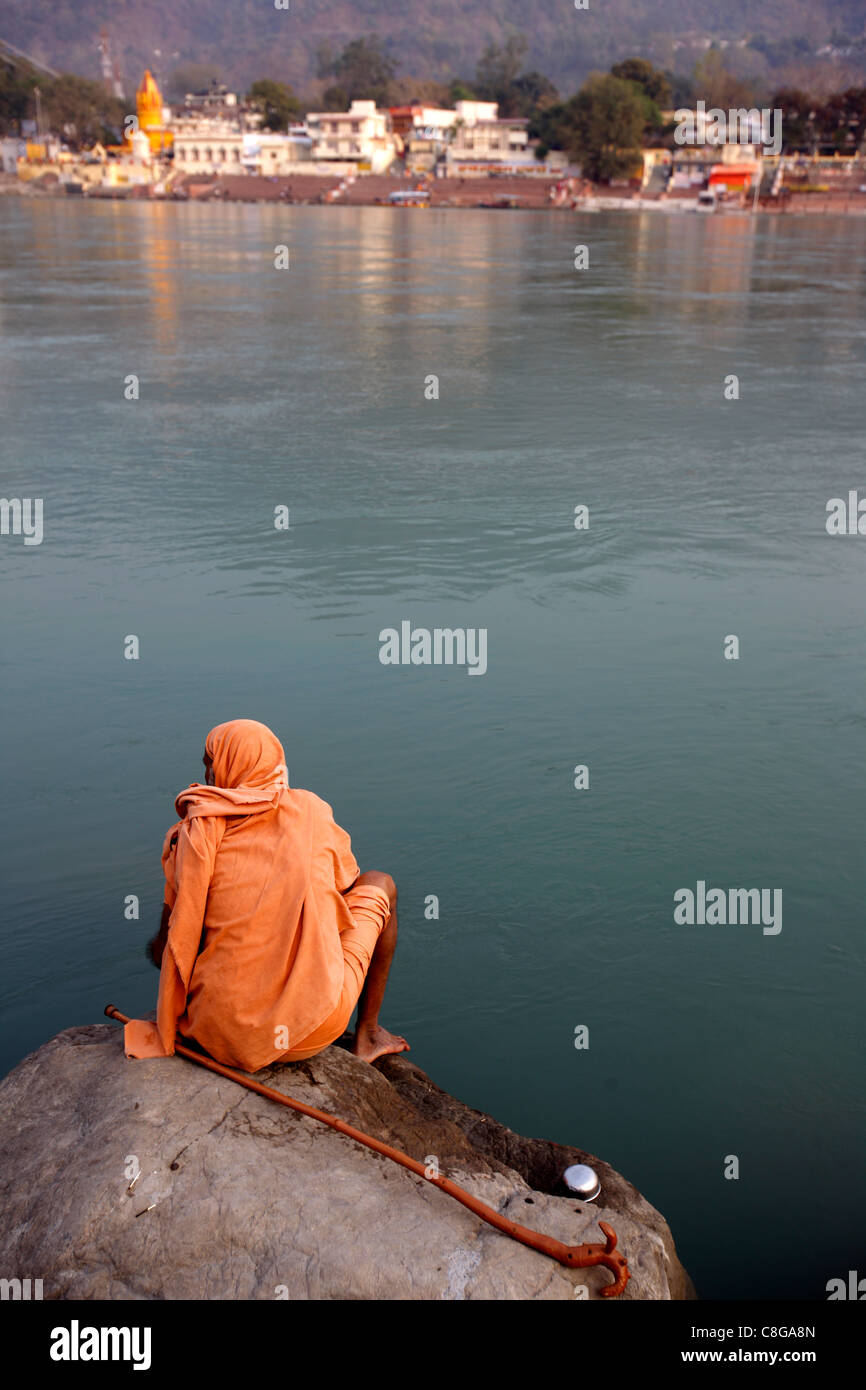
[105,1004,630,1296]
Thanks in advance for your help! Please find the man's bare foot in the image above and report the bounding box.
[350,1022,410,1063]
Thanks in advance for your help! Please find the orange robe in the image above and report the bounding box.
[124,720,372,1072]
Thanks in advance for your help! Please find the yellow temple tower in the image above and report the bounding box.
[135,70,172,154]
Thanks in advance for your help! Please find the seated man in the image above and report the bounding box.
[125,718,408,1071]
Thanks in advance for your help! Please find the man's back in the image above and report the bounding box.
[126,719,404,1070]
[179,788,360,1070]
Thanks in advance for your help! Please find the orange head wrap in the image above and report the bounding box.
[174,719,289,822]
[205,718,288,791]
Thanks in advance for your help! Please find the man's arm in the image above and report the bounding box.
[146,903,171,968]
[323,801,360,895]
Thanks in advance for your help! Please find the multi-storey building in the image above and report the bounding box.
[305,100,399,173]
[445,101,532,171]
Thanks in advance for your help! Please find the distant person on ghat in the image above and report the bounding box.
[125,719,407,1070]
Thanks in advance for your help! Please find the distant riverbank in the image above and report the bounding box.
[5,169,866,216]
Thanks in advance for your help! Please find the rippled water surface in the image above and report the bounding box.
[1,200,864,1298]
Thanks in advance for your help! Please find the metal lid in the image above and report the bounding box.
[563,1163,601,1201]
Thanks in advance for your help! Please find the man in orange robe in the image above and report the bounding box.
[124,719,407,1071]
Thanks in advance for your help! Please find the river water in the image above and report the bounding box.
[1,198,864,1299]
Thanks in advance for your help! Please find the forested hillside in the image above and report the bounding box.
[1,0,864,100]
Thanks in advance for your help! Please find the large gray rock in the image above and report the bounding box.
[0,1025,695,1300]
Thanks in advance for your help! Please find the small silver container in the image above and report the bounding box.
[563,1163,601,1201]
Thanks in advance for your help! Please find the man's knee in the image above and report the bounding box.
[357,869,396,909]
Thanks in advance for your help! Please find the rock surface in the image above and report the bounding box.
[0,1024,695,1300]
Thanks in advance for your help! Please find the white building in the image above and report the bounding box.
[172,125,245,174]
[445,101,532,170]
[1,137,25,173]
[390,104,458,139]
[248,130,312,173]
[305,100,399,173]
[389,105,459,170]
[168,86,270,176]
[172,127,311,176]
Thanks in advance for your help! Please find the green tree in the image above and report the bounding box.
[321,85,349,112]
[317,36,397,107]
[562,73,648,182]
[769,88,817,153]
[511,70,559,121]
[668,71,696,107]
[389,77,452,107]
[815,86,866,153]
[610,58,672,110]
[691,49,757,110]
[166,64,222,100]
[42,74,125,148]
[448,78,476,104]
[464,37,558,120]
[247,79,301,130]
[474,35,528,110]
[0,60,37,136]
[530,99,571,151]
